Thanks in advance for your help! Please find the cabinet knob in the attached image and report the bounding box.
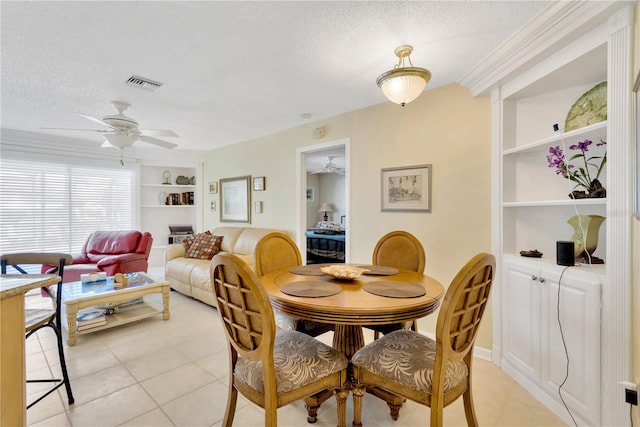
[538,277,546,283]
[531,275,538,281]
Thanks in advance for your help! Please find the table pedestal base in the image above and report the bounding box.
[332,324,364,358]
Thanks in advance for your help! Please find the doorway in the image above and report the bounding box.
[296,139,350,264]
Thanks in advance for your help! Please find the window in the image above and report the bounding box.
[0,157,137,256]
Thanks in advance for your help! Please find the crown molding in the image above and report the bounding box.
[458,1,633,96]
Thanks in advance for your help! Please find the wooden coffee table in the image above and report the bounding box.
[61,272,170,346]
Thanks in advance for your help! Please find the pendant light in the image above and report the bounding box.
[376,45,431,106]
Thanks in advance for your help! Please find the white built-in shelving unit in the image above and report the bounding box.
[140,164,202,267]
[460,2,634,426]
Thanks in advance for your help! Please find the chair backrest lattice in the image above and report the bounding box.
[211,253,276,360]
[255,232,302,277]
[372,230,426,273]
[436,253,495,360]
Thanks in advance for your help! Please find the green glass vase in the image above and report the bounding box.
[567,214,605,264]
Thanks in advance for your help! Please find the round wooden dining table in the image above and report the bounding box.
[260,264,445,358]
[261,263,445,422]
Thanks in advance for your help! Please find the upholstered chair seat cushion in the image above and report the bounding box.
[235,330,348,394]
[351,330,468,394]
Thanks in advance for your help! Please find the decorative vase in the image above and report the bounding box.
[569,179,606,199]
[567,214,605,264]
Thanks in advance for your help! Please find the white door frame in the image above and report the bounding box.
[296,138,350,263]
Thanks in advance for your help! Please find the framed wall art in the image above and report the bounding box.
[633,70,640,219]
[208,181,218,194]
[381,164,432,212]
[220,176,251,223]
[253,176,265,191]
[306,186,314,202]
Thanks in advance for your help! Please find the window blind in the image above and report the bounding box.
[0,157,137,256]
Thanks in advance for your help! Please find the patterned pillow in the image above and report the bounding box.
[185,232,223,260]
[315,221,344,232]
[182,235,195,252]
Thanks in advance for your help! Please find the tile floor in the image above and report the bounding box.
[25,289,567,427]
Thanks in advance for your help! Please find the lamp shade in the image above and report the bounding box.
[377,68,431,106]
[318,203,334,213]
[102,133,137,149]
[376,45,431,107]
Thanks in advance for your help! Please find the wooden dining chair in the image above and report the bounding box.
[210,253,349,427]
[368,230,426,338]
[0,252,75,409]
[254,232,333,337]
[351,252,495,426]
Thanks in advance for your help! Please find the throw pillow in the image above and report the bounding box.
[185,232,223,260]
[315,221,344,232]
[182,235,195,252]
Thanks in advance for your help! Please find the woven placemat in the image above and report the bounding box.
[289,265,327,276]
[280,281,342,298]
[363,281,426,298]
[356,265,399,276]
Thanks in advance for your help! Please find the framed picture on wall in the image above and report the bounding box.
[208,181,218,194]
[380,164,432,212]
[220,176,251,223]
[306,186,314,202]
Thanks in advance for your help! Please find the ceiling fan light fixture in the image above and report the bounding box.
[103,133,137,149]
[377,45,431,106]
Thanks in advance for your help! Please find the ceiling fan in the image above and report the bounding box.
[44,100,179,152]
[310,156,345,175]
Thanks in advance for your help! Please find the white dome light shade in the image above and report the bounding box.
[377,67,431,106]
[102,133,137,149]
[376,45,431,106]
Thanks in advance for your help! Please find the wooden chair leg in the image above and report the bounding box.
[373,330,380,340]
[462,385,479,427]
[334,386,349,427]
[304,388,333,423]
[222,383,238,427]
[352,384,366,427]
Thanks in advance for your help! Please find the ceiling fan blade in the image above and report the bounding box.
[139,129,179,138]
[41,127,112,133]
[75,112,119,131]
[138,135,178,149]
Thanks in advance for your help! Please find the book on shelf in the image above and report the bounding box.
[76,308,107,330]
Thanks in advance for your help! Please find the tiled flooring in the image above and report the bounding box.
[25,289,567,427]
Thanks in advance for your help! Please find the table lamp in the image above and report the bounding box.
[318,203,334,221]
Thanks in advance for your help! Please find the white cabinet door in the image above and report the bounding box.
[503,257,601,426]
[502,260,541,382]
[540,270,601,425]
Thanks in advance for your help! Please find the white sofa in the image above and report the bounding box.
[164,226,280,307]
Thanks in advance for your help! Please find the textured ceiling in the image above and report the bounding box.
[1,1,549,152]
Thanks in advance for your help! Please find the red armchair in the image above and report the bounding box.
[60,231,153,283]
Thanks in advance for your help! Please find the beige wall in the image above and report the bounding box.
[203,83,493,348]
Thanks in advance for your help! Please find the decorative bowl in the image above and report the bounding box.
[320,265,369,280]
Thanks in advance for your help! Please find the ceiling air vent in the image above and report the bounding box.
[125,75,163,91]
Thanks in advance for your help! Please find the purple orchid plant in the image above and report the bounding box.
[547,139,607,192]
